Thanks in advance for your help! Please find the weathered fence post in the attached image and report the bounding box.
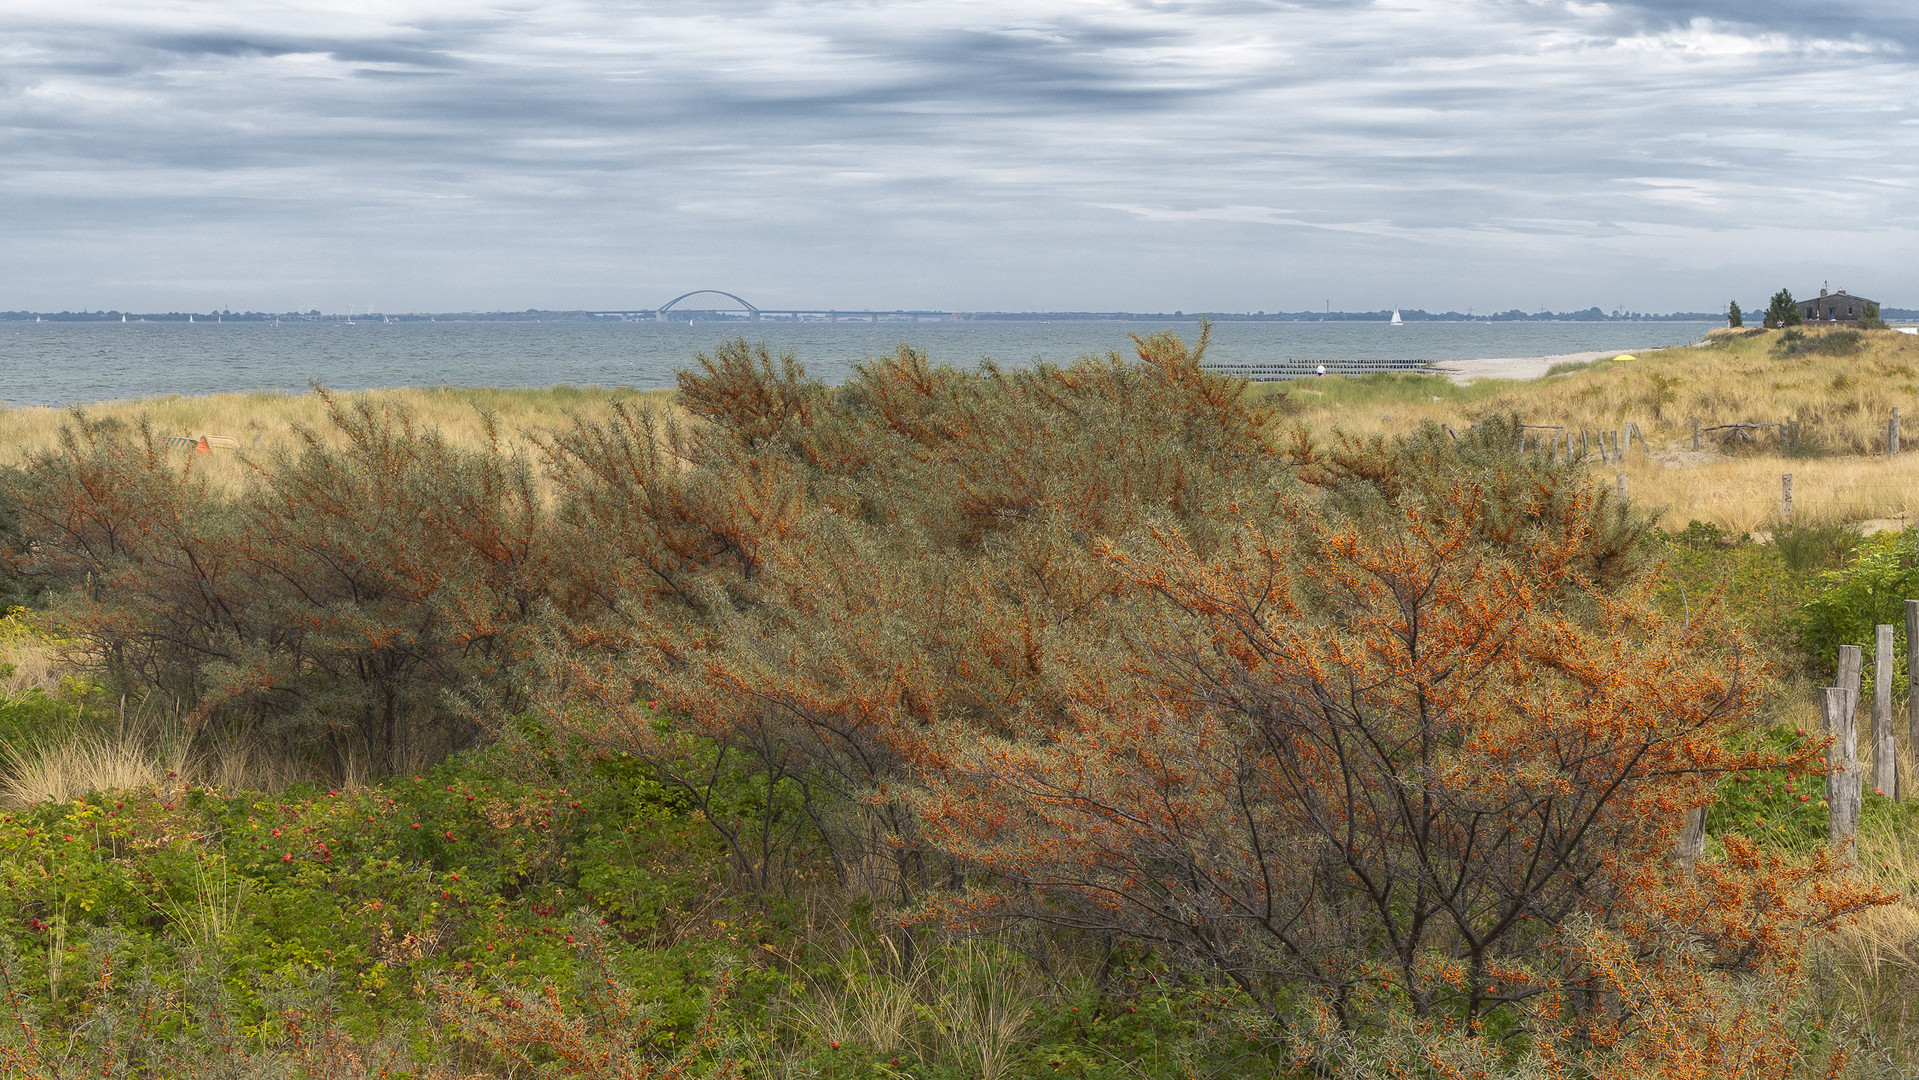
[1826,685,1861,863]
[1782,473,1793,520]
[1839,643,1863,718]
[1615,473,1627,501]
[1675,806,1707,864]
[1876,623,1898,798]
[1908,600,1919,803]
[1692,416,1700,451]
[1892,408,1901,458]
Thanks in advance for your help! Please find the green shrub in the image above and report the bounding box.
[1774,518,1861,571]
[1774,327,1866,358]
[1671,519,1734,550]
[1796,530,1919,670]
[0,735,743,1064]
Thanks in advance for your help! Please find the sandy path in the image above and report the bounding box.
[1430,349,1631,384]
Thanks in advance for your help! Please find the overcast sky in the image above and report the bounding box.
[3,1,1916,314]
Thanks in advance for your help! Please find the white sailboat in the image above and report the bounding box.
[1390,309,1404,326]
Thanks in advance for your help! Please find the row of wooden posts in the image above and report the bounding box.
[1519,413,1908,519]
[1520,411,1905,461]
[1751,604,1919,863]
[1676,606,1918,865]
[1820,622,1903,861]
[1516,423,1646,464]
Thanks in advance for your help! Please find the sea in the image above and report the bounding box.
[0,319,1723,408]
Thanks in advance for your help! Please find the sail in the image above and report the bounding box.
[1390,309,1403,325]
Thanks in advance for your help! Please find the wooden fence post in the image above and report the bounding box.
[1839,643,1863,718]
[1616,473,1627,501]
[1908,600,1919,804]
[1675,806,1707,864]
[1782,473,1792,520]
[1826,685,1861,863]
[1692,416,1700,451]
[1892,408,1901,457]
[1876,623,1898,798]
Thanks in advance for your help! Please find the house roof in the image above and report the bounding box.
[1799,291,1877,307]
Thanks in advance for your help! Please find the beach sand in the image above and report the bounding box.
[1432,349,1627,384]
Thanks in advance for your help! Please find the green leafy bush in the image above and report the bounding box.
[1775,518,1861,572]
[0,738,741,1066]
[1796,530,1919,671]
[1774,328,1866,358]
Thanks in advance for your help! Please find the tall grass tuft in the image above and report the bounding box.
[1773,518,1861,571]
[0,726,308,805]
[162,855,250,958]
[0,732,187,806]
[1808,816,1919,1075]
[788,937,1034,1078]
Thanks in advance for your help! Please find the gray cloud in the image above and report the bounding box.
[1,0,1915,313]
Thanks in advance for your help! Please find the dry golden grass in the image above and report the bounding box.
[0,385,680,492]
[0,725,318,806]
[1285,328,1919,532]
[7,328,1913,530]
[0,731,191,806]
[0,609,60,699]
[1814,814,1919,1073]
[1605,452,1919,536]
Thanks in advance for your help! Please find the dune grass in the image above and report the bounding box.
[1277,328,1919,531]
[0,384,680,492]
[5,328,1916,531]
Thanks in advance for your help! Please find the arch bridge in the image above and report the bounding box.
[585,291,950,323]
[657,290,759,317]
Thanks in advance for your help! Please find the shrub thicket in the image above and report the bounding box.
[1775,328,1867,358]
[0,332,1891,1077]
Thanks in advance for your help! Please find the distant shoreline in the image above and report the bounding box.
[2,310,1739,325]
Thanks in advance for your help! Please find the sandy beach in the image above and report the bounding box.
[1432,349,1632,384]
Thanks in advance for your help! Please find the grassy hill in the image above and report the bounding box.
[1273,326,1919,533]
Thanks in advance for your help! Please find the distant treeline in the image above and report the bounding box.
[0,310,594,323]
[955,307,1727,322]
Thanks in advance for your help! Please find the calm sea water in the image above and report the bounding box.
[0,319,1721,408]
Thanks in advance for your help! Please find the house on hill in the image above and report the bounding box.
[1798,288,1875,324]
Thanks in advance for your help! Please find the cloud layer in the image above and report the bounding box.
[3,0,1916,312]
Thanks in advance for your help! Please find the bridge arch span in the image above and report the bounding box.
[657,290,758,315]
